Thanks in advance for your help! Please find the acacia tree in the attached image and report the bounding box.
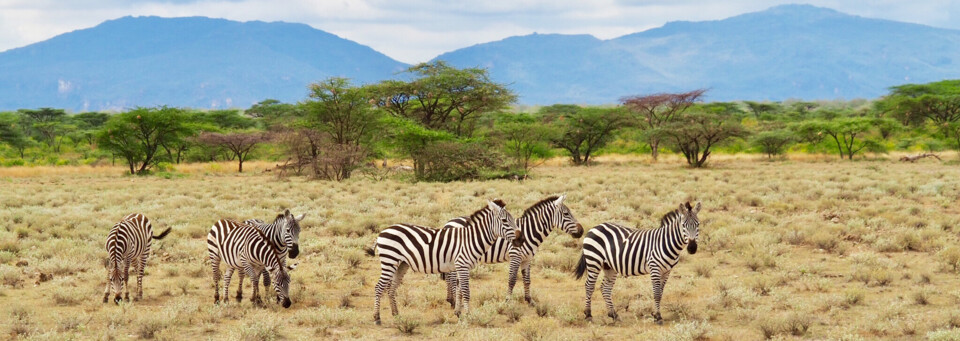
[663,111,748,167]
[0,112,31,158]
[494,113,557,173]
[878,80,960,152]
[300,77,381,180]
[18,108,73,152]
[97,107,195,174]
[794,117,879,160]
[743,101,778,119]
[551,107,629,165]
[751,130,795,159]
[621,89,706,161]
[369,61,515,137]
[197,132,269,172]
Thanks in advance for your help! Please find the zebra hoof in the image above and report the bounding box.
[524,296,533,305]
[133,296,140,302]
[102,296,108,304]
[235,295,243,303]
[375,319,381,326]
[655,319,664,326]
[607,312,619,321]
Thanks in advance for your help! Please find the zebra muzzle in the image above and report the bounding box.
[281,297,291,308]
[687,240,698,254]
[288,244,300,258]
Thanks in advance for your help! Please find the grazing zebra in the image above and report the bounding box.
[441,195,583,305]
[103,213,172,304]
[231,210,305,302]
[574,202,701,324]
[207,219,295,308]
[370,200,518,325]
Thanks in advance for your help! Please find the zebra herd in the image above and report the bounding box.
[102,197,702,326]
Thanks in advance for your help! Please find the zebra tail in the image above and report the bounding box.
[152,227,173,240]
[573,253,587,280]
[365,239,377,257]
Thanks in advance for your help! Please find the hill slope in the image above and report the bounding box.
[436,4,960,103]
[0,16,408,111]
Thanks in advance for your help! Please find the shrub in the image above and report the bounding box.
[394,315,421,335]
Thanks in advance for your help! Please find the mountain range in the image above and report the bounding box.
[1,4,959,111]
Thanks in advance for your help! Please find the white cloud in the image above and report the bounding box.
[0,0,957,63]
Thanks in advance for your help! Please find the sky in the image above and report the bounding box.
[0,0,958,64]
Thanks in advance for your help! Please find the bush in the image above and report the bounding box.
[416,140,504,182]
[393,315,420,335]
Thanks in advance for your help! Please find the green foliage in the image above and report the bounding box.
[97,106,197,174]
[490,112,558,172]
[663,110,749,167]
[550,107,629,165]
[751,130,796,158]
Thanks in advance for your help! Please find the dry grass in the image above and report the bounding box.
[1,158,959,339]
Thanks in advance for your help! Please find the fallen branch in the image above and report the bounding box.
[899,153,943,162]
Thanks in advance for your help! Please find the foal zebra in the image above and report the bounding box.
[207,219,295,308]
[103,213,172,304]
[441,195,583,305]
[370,200,518,325]
[574,202,701,324]
[234,210,305,301]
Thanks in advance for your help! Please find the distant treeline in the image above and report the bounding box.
[1,62,958,181]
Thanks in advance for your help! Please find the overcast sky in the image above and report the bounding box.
[1,0,957,63]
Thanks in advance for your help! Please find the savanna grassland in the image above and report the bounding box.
[2,157,960,340]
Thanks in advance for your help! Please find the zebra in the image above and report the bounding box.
[440,195,583,305]
[230,209,305,302]
[103,213,172,304]
[207,219,296,308]
[370,199,518,325]
[574,202,701,324]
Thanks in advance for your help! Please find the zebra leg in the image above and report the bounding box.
[103,267,111,303]
[650,267,666,325]
[261,270,270,296]
[223,268,234,304]
[136,254,148,301]
[583,266,600,320]
[373,263,399,325]
[235,270,245,302]
[247,267,262,306]
[653,269,672,325]
[211,257,222,304]
[123,261,131,302]
[389,263,409,317]
[507,256,520,300]
[445,273,458,308]
[522,261,533,304]
[455,266,471,318]
[601,268,619,320]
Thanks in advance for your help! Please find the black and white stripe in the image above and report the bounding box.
[441,195,583,305]
[370,200,518,324]
[574,202,701,324]
[103,213,171,304]
[238,210,305,299]
[207,219,295,308]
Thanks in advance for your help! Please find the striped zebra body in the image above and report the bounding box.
[103,213,171,304]
[207,219,294,308]
[371,200,518,324]
[574,202,701,324]
[442,195,584,305]
[231,210,305,302]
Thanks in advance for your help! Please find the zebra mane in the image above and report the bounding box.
[520,196,560,218]
[659,208,683,227]
[249,222,285,259]
[467,203,498,223]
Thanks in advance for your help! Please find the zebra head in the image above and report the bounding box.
[267,262,297,308]
[278,209,306,259]
[487,199,519,244]
[108,259,125,303]
[679,201,702,254]
[551,195,584,238]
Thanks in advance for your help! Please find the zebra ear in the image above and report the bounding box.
[488,200,500,212]
[679,203,688,214]
[284,209,291,217]
[693,202,702,215]
[295,213,306,222]
[287,263,298,271]
[554,195,566,205]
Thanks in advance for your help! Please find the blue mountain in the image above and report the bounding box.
[0,16,408,111]
[2,5,960,110]
[436,4,960,103]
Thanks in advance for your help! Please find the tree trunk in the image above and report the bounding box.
[650,138,660,161]
[238,159,243,173]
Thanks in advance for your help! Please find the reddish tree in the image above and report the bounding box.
[620,89,706,161]
[198,132,270,172]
